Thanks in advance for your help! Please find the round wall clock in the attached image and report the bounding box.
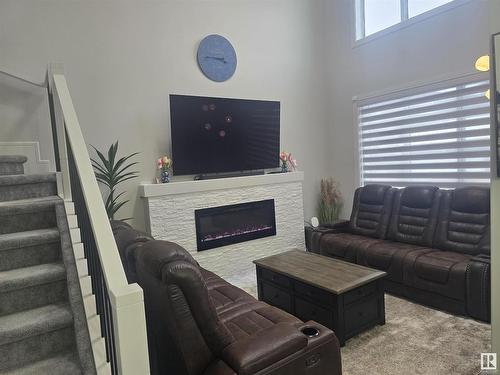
[197,34,237,82]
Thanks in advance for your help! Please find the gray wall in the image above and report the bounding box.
[0,0,330,229]
[0,0,493,226]
[323,0,490,217]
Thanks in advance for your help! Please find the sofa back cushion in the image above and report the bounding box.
[136,240,234,375]
[434,187,490,254]
[111,221,153,283]
[349,184,395,239]
[388,186,440,246]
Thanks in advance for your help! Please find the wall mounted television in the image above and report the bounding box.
[169,95,280,176]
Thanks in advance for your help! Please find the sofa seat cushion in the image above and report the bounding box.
[200,267,300,340]
[320,233,383,262]
[403,250,471,301]
[200,268,257,314]
[201,268,234,290]
[357,241,434,282]
[219,301,301,342]
[210,285,256,315]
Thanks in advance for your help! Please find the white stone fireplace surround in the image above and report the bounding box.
[139,172,305,284]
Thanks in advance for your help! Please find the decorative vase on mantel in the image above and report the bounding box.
[160,169,170,183]
[279,151,297,173]
[281,161,289,173]
[157,155,173,184]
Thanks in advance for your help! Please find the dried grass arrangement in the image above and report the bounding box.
[318,178,343,225]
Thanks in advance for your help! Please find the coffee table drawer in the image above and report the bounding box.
[261,282,292,312]
[344,297,379,334]
[260,268,290,288]
[344,282,376,305]
[295,297,332,328]
[294,280,332,306]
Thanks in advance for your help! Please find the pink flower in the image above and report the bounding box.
[157,155,172,170]
[283,152,297,170]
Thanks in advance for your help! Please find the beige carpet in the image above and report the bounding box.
[235,275,491,375]
[341,294,490,375]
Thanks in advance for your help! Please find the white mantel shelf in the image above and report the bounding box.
[139,171,304,197]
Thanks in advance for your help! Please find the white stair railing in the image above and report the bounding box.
[47,63,150,375]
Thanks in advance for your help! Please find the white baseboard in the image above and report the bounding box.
[0,141,52,174]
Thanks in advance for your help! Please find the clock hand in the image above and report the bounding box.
[205,56,227,63]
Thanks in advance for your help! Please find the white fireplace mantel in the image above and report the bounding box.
[139,171,304,197]
[139,172,305,283]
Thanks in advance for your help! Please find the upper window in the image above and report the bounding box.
[356,76,490,188]
[356,0,455,40]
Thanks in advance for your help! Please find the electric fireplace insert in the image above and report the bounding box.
[195,199,276,251]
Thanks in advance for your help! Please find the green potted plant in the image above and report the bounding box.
[91,141,139,220]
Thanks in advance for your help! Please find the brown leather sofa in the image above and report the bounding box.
[111,222,342,375]
[312,185,490,322]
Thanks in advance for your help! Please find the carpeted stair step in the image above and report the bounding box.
[0,156,27,176]
[0,351,82,375]
[0,196,60,235]
[0,304,76,371]
[0,303,73,346]
[0,263,67,316]
[0,174,57,202]
[0,228,61,272]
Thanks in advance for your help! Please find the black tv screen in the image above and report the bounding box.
[170,95,280,176]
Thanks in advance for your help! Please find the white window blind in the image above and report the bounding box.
[357,76,490,188]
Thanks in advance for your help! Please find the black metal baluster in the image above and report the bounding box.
[47,85,61,172]
[66,139,119,375]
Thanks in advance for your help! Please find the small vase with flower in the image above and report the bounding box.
[279,151,298,173]
[157,156,173,183]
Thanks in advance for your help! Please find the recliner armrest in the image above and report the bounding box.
[466,255,491,322]
[321,220,350,232]
[471,253,490,264]
[221,323,307,375]
[305,221,351,253]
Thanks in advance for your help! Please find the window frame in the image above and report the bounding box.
[353,71,490,188]
[353,0,474,47]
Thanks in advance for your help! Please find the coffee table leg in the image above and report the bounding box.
[256,267,263,300]
[378,280,386,326]
[334,295,346,346]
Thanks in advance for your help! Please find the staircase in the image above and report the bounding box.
[0,156,27,176]
[0,157,95,374]
[0,65,150,375]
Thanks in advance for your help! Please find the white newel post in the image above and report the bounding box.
[111,285,150,375]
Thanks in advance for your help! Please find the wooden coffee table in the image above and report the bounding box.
[253,250,386,346]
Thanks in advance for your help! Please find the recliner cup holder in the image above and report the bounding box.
[301,327,319,338]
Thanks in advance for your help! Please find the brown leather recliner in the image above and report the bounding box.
[110,220,153,283]
[317,185,490,322]
[112,223,342,375]
[320,184,396,262]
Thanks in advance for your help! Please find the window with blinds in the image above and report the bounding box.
[357,76,490,188]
